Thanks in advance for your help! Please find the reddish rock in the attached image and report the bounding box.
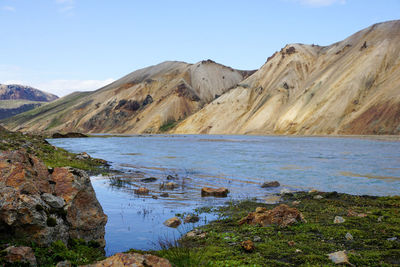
[134,187,150,195]
[238,204,306,228]
[3,246,37,266]
[0,149,107,246]
[163,217,181,228]
[241,240,255,252]
[82,252,171,267]
[201,187,229,197]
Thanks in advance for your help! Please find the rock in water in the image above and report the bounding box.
[261,181,280,188]
[3,246,37,266]
[0,149,107,246]
[163,217,181,228]
[201,187,229,197]
[82,252,171,267]
[238,204,306,227]
[134,187,150,195]
[184,214,200,223]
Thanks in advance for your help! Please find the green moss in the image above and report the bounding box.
[154,192,400,266]
[0,129,108,174]
[159,119,178,132]
[46,217,57,227]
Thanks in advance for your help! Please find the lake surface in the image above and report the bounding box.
[48,135,400,255]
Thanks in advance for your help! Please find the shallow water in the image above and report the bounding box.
[49,134,400,255]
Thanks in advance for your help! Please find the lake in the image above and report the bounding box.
[48,135,400,256]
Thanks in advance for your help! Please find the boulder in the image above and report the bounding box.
[201,187,229,197]
[3,246,37,266]
[239,204,306,228]
[333,216,345,224]
[163,217,181,228]
[75,152,90,160]
[261,181,280,188]
[0,149,107,246]
[82,252,171,267]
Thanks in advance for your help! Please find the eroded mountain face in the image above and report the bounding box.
[4,60,252,133]
[174,20,400,135]
[3,20,400,135]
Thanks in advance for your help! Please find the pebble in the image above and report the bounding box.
[345,232,353,240]
[313,195,323,200]
[253,236,262,242]
[334,216,345,224]
[295,249,302,253]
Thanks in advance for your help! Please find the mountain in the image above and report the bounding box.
[0,84,58,102]
[2,61,254,133]
[0,84,58,119]
[173,20,400,135]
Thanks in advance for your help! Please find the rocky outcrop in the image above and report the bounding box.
[2,246,37,266]
[51,132,88,138]
[82,252,171,267]
[239,204,306,228]
[0,149,107,246]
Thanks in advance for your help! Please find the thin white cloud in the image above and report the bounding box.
[2,6,15,12]
[4,79,115,97]
[298,0,346,7]
[55,0,75,14]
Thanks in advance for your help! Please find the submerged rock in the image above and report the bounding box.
[201,187,229,197]
[261,181,280,188]
[184,214,200,223]
[82,252,171,267]
[163,217,181,228]
[239,204,306,228]
[141,177,158,183]
[134,187,150,195]
[0,149,107,246]
[162,182,178,190]
[3,246,37,266]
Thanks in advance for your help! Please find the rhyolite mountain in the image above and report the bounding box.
[0,84,58,119]
[174,20,400,135]
[3,20,400,135]
[2,61,254,133]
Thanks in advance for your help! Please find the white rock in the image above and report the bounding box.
[345,232,353,240]
[334,216,345,224]
[327,251,351,265]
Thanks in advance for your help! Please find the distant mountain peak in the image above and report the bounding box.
[0,84,58,102]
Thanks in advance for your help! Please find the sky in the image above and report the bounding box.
[0,0,399,97]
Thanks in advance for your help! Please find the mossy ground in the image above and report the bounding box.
[153,192,400,266]
[0,128,108,174]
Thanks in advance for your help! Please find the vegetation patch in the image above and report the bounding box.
[159,119,178,132]
[153,192,400,266]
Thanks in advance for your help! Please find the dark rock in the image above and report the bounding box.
[51,132,88,138]
[261,181,280,188]
[184,215,200,223]
[142,95,153,106]
[166,174,178,180]
[141,177,158,183]
[160,193,169,197]
[201,187,229,197]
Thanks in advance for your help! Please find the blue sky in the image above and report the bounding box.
[1,0,399,96]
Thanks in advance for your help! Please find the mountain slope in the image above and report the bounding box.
[174,20,400,135]
[0,84,58,101]
[0,84,58,119]
[3,61,253,133]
